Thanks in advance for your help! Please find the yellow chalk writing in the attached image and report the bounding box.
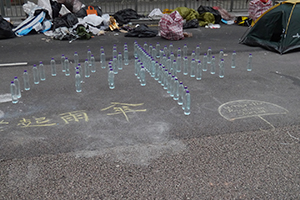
[17,117,56,127]
[59,110,88,124]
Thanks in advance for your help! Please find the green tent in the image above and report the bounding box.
[240,0,300,54]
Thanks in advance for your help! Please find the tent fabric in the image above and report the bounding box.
[240,1,300,54]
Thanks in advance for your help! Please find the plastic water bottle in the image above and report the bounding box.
[14,76,21,98]
[163,69,169,90]
[61,54,65,72]
[207,47,212,64]
[156,42,160,58]
[108,68,115,89]
[169,43,173,54]
[152,48,157,59]
[219,49,224,63]
[170,75,175,97]
[155,61,160,81]
[183,44,188,58]
[124,48,129,66]
[113,56,118,74]
[140,66,146,86]
[164,46,168,57]
[39,61,46,81]
[195,45,200,61]
[177,81,184,105]
[196,61,202,80]
[177,54,181,72]
[118,53,123,70]
[182,86,188,110]
[75,71,82,92]
[113,46,117,58]
[10,81,18,104]
[184,90,191,115]
[190,59,196,77]
[143,42,148,51]
[23,70,30,90]
[149,44,153,55]
[191,51,196,60]
[100,51,106,69]
[170,52,175,63]
[183,57,188,75]
[77,64,83,83]
[177,48,182,57]
[87,49,92,62]
[210,56,216,74]
[166,57,171,71]
[167,73,172,93]
[134,42,138,58]
[173,77,179,100]
[74,52,79,68]
[90,54,96,72]
[151,59,156,77]
[134,58,139,76]
[159,49,164,60]
[231,51,236,68]
[64,58,70,76]
[202,53,208,72]
[219,58,225,78]
[33,64,39,84]
[84,59,90,78]
[247,53,252,71]
[172,60,177,76]
[50,58,56,76]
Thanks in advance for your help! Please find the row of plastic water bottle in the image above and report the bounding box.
[134,41,191,115]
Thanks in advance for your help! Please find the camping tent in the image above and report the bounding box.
[240,0,300,54]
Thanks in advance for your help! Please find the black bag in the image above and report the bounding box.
[183,19,199,29]
[197,5,221,24]
[0,15,15,39]
[113,8,144,26]
[52,13,79,30]
[125,24,157,38]
[50,0,62,19]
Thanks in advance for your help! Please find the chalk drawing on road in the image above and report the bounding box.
[59,110,89,124]
[218,100,289,131]
[101,102,147,122]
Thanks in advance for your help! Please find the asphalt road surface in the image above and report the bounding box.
[0,24,300,199]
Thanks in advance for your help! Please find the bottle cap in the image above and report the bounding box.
[40,61,43,64]
[186,90,190,93]
[110,68,113,71]
[179,81,183,84]
[24,70,27,72]
[76,71,79,74]
[51,58,54,60]
[198,61,201,63]
[14,76,17,79]
[11,81,14,83]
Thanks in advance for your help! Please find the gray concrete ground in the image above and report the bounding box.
[0,24,300,199]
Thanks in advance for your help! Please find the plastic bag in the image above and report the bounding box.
[75,5,102,18]
[53,13,78,29]
[148,8,163,18]
[23,1,40,15]
[183,19,199,29]
[57,0,83,13]
[51,0,62,19]
[0,15,15,39]
[38,0,52,18]
[125,24,158,37]
[197,5,221,24]
[159,11,184,40]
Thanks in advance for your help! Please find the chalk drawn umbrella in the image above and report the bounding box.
[218,100,289,131]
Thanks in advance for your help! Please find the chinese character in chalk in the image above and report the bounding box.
[59,110,89,124]
[18,117,56,127]
[0,120,9,132]
[101,102,146,122]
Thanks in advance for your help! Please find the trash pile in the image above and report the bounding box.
[0,0,250,41]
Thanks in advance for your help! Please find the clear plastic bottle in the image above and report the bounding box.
[182,86,188,111]
[113,56,118,74]
[118,53,123,70]
[84,59,90,78]
[77,64,83,83]
[50,58,56,76]
[167,73,172,93]
[203,53,208,72]
[134,41,138,58]
[170,52,175,63]
[140,66,146,86]
[108,68,115,89]
[61,54,65,72]
[90,54,96,72]
[74,51,79,68]
[177,54,181,72]
[164,45,168,57]
[23,70,30,90]
[190,59,196,77]
[172,60,177,76]
[231,51,236,68]
[163,69,168,90]
[183,44,188,58]
[64,58,70,76]
[152,48,157,59]
[219,49,224,63]
[247,53,252,71]
[124,48,129,66]
[100,51,106,69]
[191,51,196,60]
[184,90,191,115]
[169,43,173,54]
[195,45,200,61]
[183,57,188,75]
[151,59,156,77]
[39,61,46,80]
[210,56,216,74]
[149,44,153,55]
[177,47,182,58]
[156,42,160,58]
[219,58,225,78]
[10,81,18,104]
[143,42,148,51]
[196,61,202,80]
[170,75,175,97]
[33,64,39,84]
[113,46,117,58]
[87,49,92,62]
[207,47,212,64]
[134,58,139,76]
[75,71,82,92]
[159,49,164,60]
[155,61,159,81]
[14,76,21,98]
[173,77,179,100]
[177,81,184,105]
